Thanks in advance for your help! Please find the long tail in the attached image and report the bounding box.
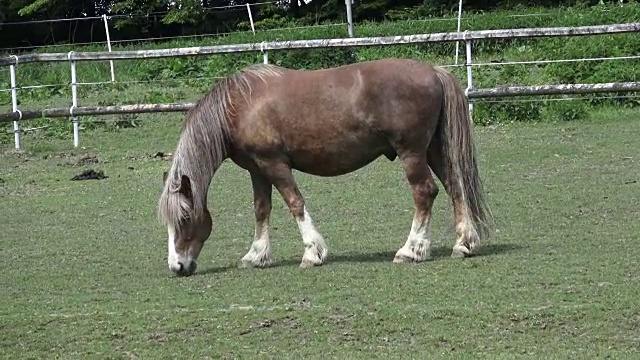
[433,66,493,241]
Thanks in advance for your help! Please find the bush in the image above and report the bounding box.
[474,100,542,125]
[542,100,590,122]
[273,48,358,70]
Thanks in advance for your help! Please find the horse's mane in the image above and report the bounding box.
[158,63,283,230]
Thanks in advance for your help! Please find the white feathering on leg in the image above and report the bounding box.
[296,207,328,268]
[240,221,274,268]
[394,213,432,263]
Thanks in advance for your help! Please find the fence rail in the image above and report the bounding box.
[468,82,640,98]
[0,103,194,122]
[2,82,639,123]
[3,21,639,148]
[1,23,639,66]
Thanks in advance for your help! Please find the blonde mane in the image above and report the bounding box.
[158,63,283,230]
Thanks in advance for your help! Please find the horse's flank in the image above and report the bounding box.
[157,63,284,231]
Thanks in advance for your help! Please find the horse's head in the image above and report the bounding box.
[162,171,212,277]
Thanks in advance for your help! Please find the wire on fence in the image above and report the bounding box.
[1,22,349,52]
[76,76,226,86]
[1,1,279,26]
[477,94,640,103]
[0,83,64,92]
[108,23,348,46]
[0,75,230,93]
[0,5,559,27]
[473,54,640,67]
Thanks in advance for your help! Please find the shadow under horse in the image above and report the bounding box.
[157,58,494,277]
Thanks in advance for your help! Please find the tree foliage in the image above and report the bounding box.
[0,0,619,50]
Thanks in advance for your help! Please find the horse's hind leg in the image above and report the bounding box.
[427,137,479,258]
[258,161,328,268]
[394,151,439,263]
[240,172,275,268]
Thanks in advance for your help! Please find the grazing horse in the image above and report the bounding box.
[158,58,492,277]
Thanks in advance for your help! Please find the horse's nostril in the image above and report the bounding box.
[178,262,185,272]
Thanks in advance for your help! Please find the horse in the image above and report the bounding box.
[158,58,493,277]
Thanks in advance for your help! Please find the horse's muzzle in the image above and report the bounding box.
[171,260,197,277]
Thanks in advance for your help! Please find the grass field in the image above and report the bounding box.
[1,108,639,358]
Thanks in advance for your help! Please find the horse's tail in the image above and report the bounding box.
[432,66,493,241]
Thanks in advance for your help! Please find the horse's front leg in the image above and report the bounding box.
[240,172,275,268]
[260,161,328,268]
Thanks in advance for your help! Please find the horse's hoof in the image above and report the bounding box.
[300,246,327,268]
[299,259,322,268]
[451,243,476,258]
[299,254,326,268]
[393,248,431,263]
[238,260,254,269]
[239,254,274,269]
[393,254,413,263]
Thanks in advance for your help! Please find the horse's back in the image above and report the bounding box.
[230,59,445,176]
[247,58,443,129]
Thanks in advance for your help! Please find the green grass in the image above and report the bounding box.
[1,108,639,358]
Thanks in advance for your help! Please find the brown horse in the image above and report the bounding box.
[158,58,492,277]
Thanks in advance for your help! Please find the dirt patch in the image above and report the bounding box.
[42,151,74,160]
[71,169,108,181]
[435,336,456,352]
[70,154,100,167]
[152,152,172,160]
[0,180,42,197]
[2,148,31,158]
[324,309,358,345]
[291,297,313,308]
[147,332,168,343]
[121,152,172,163]
[326,312,356,326]
[331,330,357,344]
[239,319,272,335]
[41,151,103,167]
[239,315,300,336]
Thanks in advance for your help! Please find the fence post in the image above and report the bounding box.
[9,57,21,149]
[246,4,269,64]
[465,37,474,118]
[102,14,115,83]
[345,0,355,37]
[454,0,463,65]
[262,43,269,64]
[246,3,256,34]
[69,52,79,148]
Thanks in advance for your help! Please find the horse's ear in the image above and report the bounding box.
[179,174,193,200]
[162,171,169,184]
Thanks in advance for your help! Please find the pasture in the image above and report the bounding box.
[1,108,639,358]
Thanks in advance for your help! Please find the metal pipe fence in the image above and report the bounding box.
[2,22,639,148]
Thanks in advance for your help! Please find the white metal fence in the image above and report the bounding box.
[1,22,639,149]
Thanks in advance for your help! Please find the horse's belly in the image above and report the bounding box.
[287,137,394,177]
